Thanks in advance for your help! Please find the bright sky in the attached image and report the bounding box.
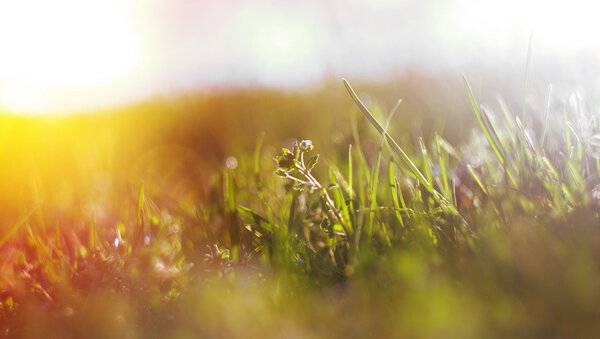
[0,0,598,114]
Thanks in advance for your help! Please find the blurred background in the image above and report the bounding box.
[0,0,599,114]
[0,0,598,223]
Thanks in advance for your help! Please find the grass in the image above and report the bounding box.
[1,73,600,338]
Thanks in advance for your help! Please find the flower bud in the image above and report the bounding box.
[299,140,314,152]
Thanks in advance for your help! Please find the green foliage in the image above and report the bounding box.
[2,77,600,337]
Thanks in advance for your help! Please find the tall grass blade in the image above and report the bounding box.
[464,76,518,188]
[467,164,488,195]
[540,84,553,149]
[351,117,369,204]
[435,134,453,204]
[330,168,354,236]
[367,99,401,238]
[515,116,537,156]
[566,121,583,163]
[343,79,432,192]
[480,107,507,157]
[522,31,534,122]
[497,95,517,131]
[419,137,433,187]
[389,158,404,227]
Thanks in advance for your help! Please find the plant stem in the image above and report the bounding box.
[295,162,352,239]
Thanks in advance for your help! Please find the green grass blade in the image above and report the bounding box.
[464,75,518,188]
[367,98,401,238]
[418,137,433,188]
[566,121,583,163]
[389,158,404,227]
[467,165,488,195]
[330,167,354,234]
[396,177,408,211]
[481,107,507,157]
[237,205,273,237]
[343,79,432,191]
[540,84,553,149]
[346,144,358,231]
[368,148,382,238]
[435,134,453,204]
[515,116,537,156]
[497,95,517,131]
[436,134,460,160]
[348,144,353,201]
[351,116,369,205]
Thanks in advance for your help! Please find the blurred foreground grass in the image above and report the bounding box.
[1,72,600,338]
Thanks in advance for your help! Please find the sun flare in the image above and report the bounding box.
[1,0,600,115]
[454,0,600,53]
[0,0,141,114]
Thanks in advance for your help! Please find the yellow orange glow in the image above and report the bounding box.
[0,0,140,114]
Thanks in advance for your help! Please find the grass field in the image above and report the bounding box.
[0,71,599,338]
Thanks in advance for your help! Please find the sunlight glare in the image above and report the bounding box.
[0,83,48,114]
[455,0,600,53]
[235,6,323,85]
[0,0,141,114]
